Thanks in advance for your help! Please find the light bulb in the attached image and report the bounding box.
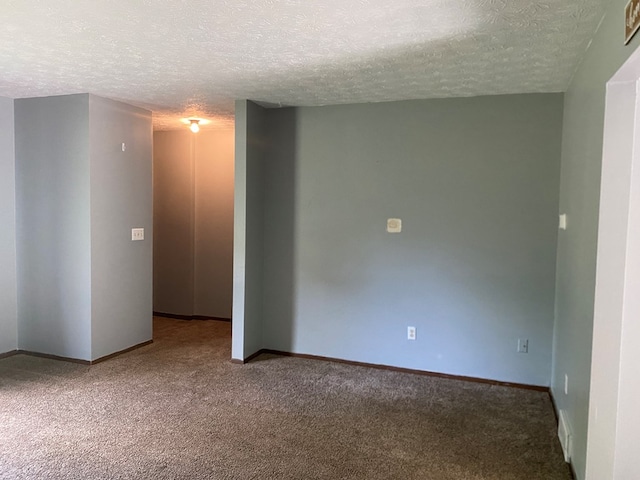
[189,120,200,133]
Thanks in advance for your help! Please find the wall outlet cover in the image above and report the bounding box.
[407,326,416,340]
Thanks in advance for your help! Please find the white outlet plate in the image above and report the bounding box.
[131,228,144,241]
[564,374,569,395]
[407,326,416,340]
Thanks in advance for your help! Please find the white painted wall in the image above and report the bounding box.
[0,97,18,354]
[613,76,640,477]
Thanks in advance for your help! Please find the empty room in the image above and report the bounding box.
[1,1,639,479]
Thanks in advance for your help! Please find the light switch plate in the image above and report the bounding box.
[518,338,529,353]
[387,218,402,233]
[559,214,567,230]
[131,228,144,241]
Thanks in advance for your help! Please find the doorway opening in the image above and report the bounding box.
[151,127,235,340]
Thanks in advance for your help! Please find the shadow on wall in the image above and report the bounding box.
[262,107,297,352]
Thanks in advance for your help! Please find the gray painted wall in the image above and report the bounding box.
[14,93,152,361]
[262,108,297,356]
[260,94,563,386]
[153,129,234,318]
[551,2,640,478]
[89,95,153,360]
[15,94,92,360]
[232,100,267,360]
[0,97,18,354]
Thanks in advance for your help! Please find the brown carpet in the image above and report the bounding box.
[0,317,571,480]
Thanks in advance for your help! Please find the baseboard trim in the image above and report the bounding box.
[549,390,560,424]
[549,390,578,480]
[244,349,264,363]
[91,340,154,364]
[153,311,231,322]
[16,350,91,365]
[0,350,18,360]
[16,340,153,366]
[231,349,263,365]
[246,349,549,392]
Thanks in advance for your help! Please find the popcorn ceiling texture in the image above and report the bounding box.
[0,0,607,130]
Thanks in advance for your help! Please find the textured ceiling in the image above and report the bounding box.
[0,0,607,130]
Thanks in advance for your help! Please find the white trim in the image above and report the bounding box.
[586,44,640,480]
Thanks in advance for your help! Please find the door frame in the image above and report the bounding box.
[587,44,640,479]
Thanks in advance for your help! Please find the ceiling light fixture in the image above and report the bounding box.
[189,119,200,133]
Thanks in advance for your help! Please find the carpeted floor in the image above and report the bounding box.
[0,317,571,480]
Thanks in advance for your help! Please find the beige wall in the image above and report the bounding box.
[194,129,235,317]
[153,128,234,319]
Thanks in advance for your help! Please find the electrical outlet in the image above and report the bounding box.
[517,338,529,353]
[564,374,569,395]
[407,326,416,340]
